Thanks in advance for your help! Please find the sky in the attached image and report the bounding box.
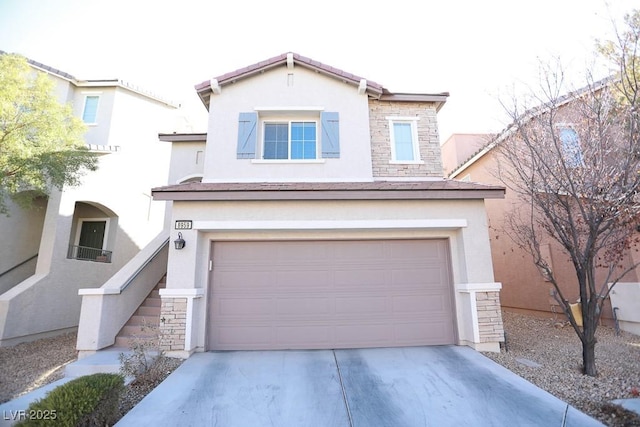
[0,0,637,142]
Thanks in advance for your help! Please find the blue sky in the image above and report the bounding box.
[0,0,636,140]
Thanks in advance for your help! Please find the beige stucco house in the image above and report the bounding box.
[77,52,506,357]
[0,55,180,346]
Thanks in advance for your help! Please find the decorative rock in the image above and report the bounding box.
[483,311,640,426]
[515,357,543,368]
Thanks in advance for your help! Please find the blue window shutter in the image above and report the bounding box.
[236,112,257,159]
[321,112,340,158]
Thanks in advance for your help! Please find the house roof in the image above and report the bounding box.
[152,180,505,201]
[0,50,178,108]
[448,77,613,179]
[158,133,207,142]
[195,52,449,111]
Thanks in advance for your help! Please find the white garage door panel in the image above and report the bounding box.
[208,240,455,350]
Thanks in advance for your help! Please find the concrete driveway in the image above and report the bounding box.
[116,346,603,426]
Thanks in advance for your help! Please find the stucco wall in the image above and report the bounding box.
[163,198,497,352]
[202,66,374,182]
[71,87,115,146]
[168,141,207,184]
[441,133,493,175]
[0,198,47,294]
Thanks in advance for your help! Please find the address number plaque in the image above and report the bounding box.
[175,220,193,230]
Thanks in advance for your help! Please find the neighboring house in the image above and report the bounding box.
[75,52,507,357]
[442,97,640,335]
[443,132,555,319]
[0,55,181,346]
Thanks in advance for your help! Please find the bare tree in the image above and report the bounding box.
[496,11,640,376]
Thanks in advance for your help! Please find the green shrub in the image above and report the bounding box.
[17,373,124,427]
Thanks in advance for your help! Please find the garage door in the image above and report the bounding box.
[207,239,455,350]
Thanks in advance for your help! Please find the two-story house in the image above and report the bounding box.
[442,83,640,336]
[0,55,179,346]
[76,53,507,357]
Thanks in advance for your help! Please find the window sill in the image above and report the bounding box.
[389,160,425,165]
[251,159,326,164]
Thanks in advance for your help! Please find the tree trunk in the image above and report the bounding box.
[582,338,597,376]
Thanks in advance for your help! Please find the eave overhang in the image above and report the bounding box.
[152,181,505,202]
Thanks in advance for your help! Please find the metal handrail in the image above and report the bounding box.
[120,237,169,292]
[67,245,113,263]
[0,253,38,279]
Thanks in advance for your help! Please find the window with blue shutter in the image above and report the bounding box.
[321,112,340,158]
[237,112,258,159]
[263,121,317,160]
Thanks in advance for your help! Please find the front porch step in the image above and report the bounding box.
[65,349,124,378]
[114,276,166,349]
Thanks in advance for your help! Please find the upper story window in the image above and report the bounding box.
[558,126,583,167]
[82,95,100,124]
[264,121,317,160]
[236,111,339,160]
[387,117,421,163]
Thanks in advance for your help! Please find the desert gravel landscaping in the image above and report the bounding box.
[0,332,77,404]
[1,312,639,426]
[483,311,640,426]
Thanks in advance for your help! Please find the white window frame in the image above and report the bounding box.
[386,116,422,164]
[81,93,101,125]
[260,119,319,161]
[74,217,111,250]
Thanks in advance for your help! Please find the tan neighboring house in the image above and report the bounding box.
[77,52,506,357]
[0,54,180,346]
[443,125,640,335]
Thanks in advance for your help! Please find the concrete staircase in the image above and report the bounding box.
[114,275,165,348]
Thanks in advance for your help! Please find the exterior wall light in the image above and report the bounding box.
[174,232,186,250]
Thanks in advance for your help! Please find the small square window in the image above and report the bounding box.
[263,121,317,160]
[82,96,99,124]
[387,117,420,162]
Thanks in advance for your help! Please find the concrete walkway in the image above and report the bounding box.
[117,346,604,427]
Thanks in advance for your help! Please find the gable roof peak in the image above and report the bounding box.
[194,52,385,108]
[194,52,449,111]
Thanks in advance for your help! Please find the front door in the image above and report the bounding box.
[78,221,106,260]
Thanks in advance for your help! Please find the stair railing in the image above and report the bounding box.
[76,233,169,354]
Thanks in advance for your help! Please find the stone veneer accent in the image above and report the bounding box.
[369,100,443,178]
[159,297,187,351]
[476,291,505,343]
